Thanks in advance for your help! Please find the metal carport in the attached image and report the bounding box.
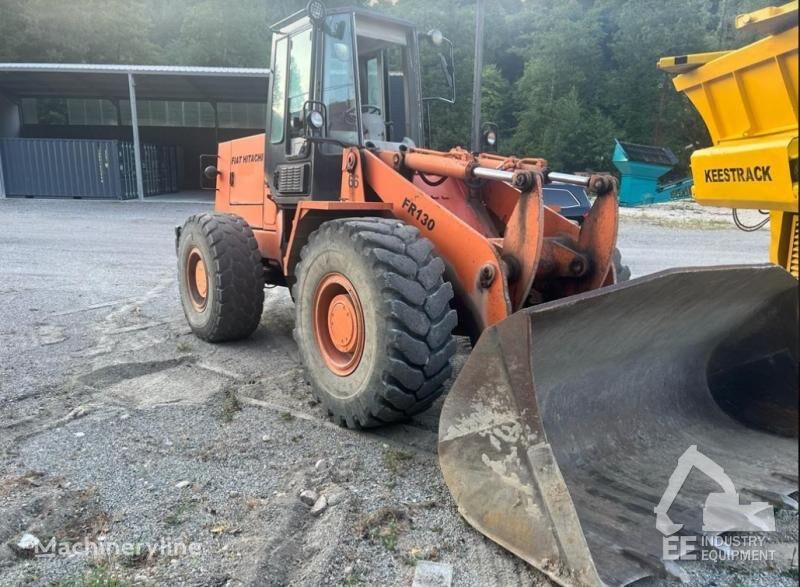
[0,63,270,200]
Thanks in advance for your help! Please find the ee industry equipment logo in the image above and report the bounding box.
[655,445,780,563]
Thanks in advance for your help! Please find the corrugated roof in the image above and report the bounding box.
[0,63,270,103]
[0,63,270,77]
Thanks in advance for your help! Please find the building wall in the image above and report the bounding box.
[20,125,261,190]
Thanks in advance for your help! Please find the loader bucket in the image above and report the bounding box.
[439,265,798,587]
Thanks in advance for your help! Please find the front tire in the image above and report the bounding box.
[177,213,264,342]
[293,218,458,428]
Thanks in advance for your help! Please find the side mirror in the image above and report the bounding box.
[438,53,454,91]
[427,29,444,46]
[199,154,219,190]
[421,29,455,106]
[420,29,455,147]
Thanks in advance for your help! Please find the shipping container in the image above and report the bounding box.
[0,137,179,199]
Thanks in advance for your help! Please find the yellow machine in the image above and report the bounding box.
[659,1,799,276]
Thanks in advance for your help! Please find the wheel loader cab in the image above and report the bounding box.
[266,7,423,203]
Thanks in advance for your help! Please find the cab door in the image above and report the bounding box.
[228,134,268,206]
[266,25,315,203]
[265,12,365,204]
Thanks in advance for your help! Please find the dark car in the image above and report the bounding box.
[542,182,591,222]
[543,182,631,281]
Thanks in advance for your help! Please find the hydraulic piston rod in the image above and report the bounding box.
[547,171,591,187]
[472,167,515,182]
[400,148,601,192]
[474,168,594,188]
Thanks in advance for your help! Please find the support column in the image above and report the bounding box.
[212,101,219,144]
[127,73,145,201]
[0,149,6,198]
[470,0,485,153]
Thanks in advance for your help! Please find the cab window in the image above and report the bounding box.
[269,37,288,144]
[354,17,415,144]
[364,56,382,107]
[286,28,313,152]
[321,14,358,151]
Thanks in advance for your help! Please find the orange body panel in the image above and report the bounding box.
[281,201,393,275]
[215,134,269,209]
[214,133,281,261]
[410,176,497,236]
[404,150,474,179]
[340,147,367,202]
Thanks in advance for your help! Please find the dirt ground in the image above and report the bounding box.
[0,198,795,587]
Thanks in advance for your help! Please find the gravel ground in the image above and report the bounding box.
[0,198,795,587]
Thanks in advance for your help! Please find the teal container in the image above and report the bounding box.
[612,140,685,206]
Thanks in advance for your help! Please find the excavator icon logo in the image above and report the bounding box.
[654,445,775,536]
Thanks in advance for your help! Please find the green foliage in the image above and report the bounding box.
[58,563,128,587]
[383,446,414,475]
[0,0,767,171]
[481,64,512,129]
[166,0,272,67]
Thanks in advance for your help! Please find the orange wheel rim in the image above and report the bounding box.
[313,273,365,376]
[186,247,209,311]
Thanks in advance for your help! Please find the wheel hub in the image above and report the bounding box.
[328,294,358,353]
[186,247,209,311]
[195,260,208,298]
[313,273,365,376]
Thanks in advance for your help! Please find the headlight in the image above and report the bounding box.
[308,110,324,129]
[486,131,497,146]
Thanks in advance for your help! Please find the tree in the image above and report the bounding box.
[481,64,512,131]
[0,0,157,63]
[167,0,272,67]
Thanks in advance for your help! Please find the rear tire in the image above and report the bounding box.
[177,213,264,342]
[293,217,458,428]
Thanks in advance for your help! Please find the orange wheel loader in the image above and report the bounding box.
[176,4,798,586]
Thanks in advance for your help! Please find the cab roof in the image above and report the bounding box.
[271,5,417,33]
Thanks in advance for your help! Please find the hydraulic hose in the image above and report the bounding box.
[732,208,770,232]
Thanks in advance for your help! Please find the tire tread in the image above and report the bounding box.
[293,217,457,427]
[179,213,264,342]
